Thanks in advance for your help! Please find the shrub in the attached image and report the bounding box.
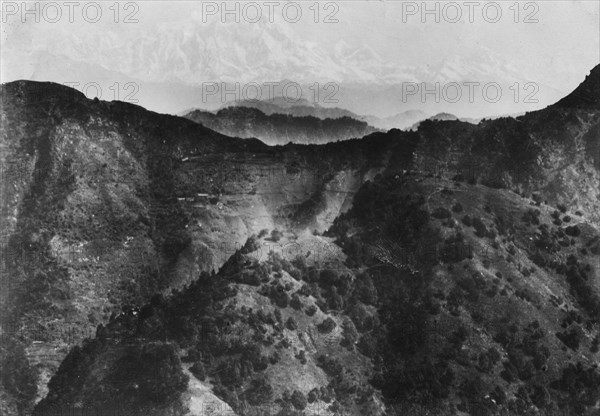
[305,304,317,316]
[307,388,319,403]
[291,390,307,410]
[472,217,488,237]
[552,210,562,225]
[318,317,337,334]
[319,269,341,288]
[182,347,202,363]
[295,349,307,365]
[452,202,464,213]
[286,317,298,331]
[274,308,283,324]
[591,336,599,353]
[355,273,377,305]
[269,285,290,308]
[551,362,600,412]
[462,215,472,226]
[432,207,452,219]
[317,355,343,377]
[163,230,192,258]
[357,334,377,358]
[320,386,333,403]
[244,346,269,372]
[245,377,273,405]
[241,272,261,286]
[189,362,206,381]
[556,327,582,350]
[341,319,359,349]
[565,225,580,237]
[290,294,303,310]
[522,209,541,226]
[270,229,282,242]
[441,233,473,263]
[241,235,260,254]
[297,284,311,297]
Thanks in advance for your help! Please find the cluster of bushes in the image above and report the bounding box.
[289,390,307,410]
[522,208,541,226]
[556,326,583,350]
[243,377,274,405]
[431,207,451,219]
[476,347,501,373]
[550,362,600,414]
[327,175,449,407]
[559,255,600,320]
[317,355,343,378]
[241,235,261,254]
[472,217,490,237]
[317,317,336,334]
[189,362,206,381]
[373,358,454,403]
[340,319,359,350]
[440,232,473,263]
[533,224,562,255]
[265,284,290,308]
[564,225,581,237]
[493,321,549,383]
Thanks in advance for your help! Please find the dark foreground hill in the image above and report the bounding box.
[0,64,599,415]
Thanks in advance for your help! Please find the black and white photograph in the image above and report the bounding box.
[0,1,599,415]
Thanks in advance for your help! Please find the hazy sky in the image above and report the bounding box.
[1,0,598,116]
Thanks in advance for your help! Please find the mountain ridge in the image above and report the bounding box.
[1,64,599,415]
[183,106,379,145]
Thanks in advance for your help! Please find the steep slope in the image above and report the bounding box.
[2,64,600,415]
[327,173,600,415]
[0,80,407,414]
[183,106,378,145]
[34,169,600,416]
[555,65,600,108]
[33,231,384,416]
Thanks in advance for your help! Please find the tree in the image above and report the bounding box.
[355,273,377,305]
[245,378,273,405]
[341,319,358,349]
[318,317,337,334]
[190,362,206,381]
[291,390,307,410]
[286,317,298,331]
[270,229,282,242]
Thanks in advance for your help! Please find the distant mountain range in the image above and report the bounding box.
[218,99,430,131]
[222,97,361,120]
[183,106,378,145]
[184,99,526,144]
